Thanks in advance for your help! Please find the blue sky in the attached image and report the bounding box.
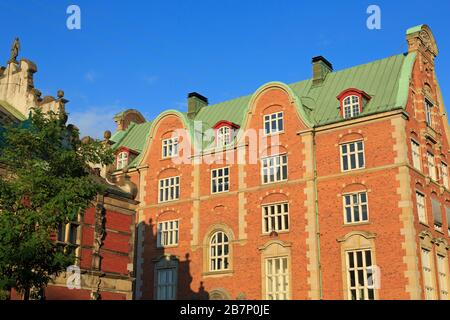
[0,0,449,138]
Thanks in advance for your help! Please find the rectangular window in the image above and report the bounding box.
[159,177,180,203]
[157,220,179,248]
[427,152,437,181]
[262,203,289,234]
[416,191,427,224]
[341,141,365,172]
[156,268,177,300]
[421,248,436,300]
[344,192,369,224]
[432,198,443,231]
[425,99,434,127]
[265,257,289,300]
[57,223,79,245]
[264,112,284,135]
[411,140,422,171]
[261,154,288,184]
[437,255,449,300]
[346,249,375,300]
[211,167,230,194]
[441,162,449,189]
[446,206,450,236]
[162,137,179,159]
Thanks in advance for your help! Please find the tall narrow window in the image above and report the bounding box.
[343,95,361,119]
[411,140,422,171]
[425,99,434,127]
[210,231,230,272]
[261,154,288,184]
[432,198,443,231]
[157,220,179,248]
[155,268,177,300]
[262,203,289,234]
[265,257,289,300]
[446,206,450,236]
[116,152,128,170]
[437,255,449,300]
[341,141,365,171]
[441,162,449,189]
[162,137,179,159]
[346,249,375,300]
[427,152,437,181]
[264,112,284,135]
[343,192,369,224]
[217,126,231,147]
[421,248,436,300]
[211,167,230,194]
[159,177,180,203]
[416,191,427,224]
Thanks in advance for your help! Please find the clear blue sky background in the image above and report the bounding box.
[0,0,448,138]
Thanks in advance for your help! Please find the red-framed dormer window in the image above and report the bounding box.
[115,147,138,170]
[213,121,240,147]
[337,88,371,119]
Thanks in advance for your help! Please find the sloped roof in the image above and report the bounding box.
[111,52,417,168]
[0,100,27,122]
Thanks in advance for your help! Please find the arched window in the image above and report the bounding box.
[209,231,230,271]
[343,95,360,119]
[116,152,128,170]
[217,126,231,147]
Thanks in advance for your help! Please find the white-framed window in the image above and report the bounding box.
[217,126,231,147]
[262,203,289,234]
[155,268,177,300]
[437,254,449,300]
[340,141,365,172]
[261,154,288,184]
[211,167,230,194]
[116,151,128,170]
[264,112,284,135]
[441,162,449,189]
[159,176,180,203]
[265,257,289,300]
[162,137,179,159]
[346,249,375,300]
[343,95,361,119]
[411,140,422,171]
[427,152,437,181]
[343,192,369,224]
[421,248,436,300]
[416,191,427,224]
[425,99,434,127]
[157,220,179,248]
[209,231,230,272]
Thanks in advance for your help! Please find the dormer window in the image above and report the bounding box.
[212,121,240,148]
[337,88,371,119]
[116,151,128,170]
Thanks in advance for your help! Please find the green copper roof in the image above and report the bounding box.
[406,25,424,35]
[111,52,417,168]
[0,100,26,121]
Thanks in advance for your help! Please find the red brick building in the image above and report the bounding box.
[109,24,449,300]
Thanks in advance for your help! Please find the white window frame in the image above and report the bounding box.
[265,256,290,300]
[158,176,180,203]
[157,220,179,248]
[116,151,128,170]
[155,267,177,300]
[411,139,422,171]
[261,154,288,184]
[343,192,369,224]
[343,95,361,119]
[216,126,231,147]
[437,254,449,300]
[340,140,365,172]
[421,248,436,300]
[346,249,375,300]
[264,112,284,136]
[162,137,179,159]
[262,202,289,234]
[416,191,427,225]
[209,231,230,272]
[211,167,230,194]
[425,99,434,127]
[427,152,437,181]
[441,162,449,189]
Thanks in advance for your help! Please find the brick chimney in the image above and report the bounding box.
[312,56,333,86]
[187,92,208,119]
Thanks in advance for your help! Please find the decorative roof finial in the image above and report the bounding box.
[9,37,20,64]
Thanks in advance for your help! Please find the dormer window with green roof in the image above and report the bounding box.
[213,121,240,148]
[116,151,129,170]
[337,88,371,120]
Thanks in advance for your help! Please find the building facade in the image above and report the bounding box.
[109,25,450,300]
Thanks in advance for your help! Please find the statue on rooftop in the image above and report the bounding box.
[9,37,20,63]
